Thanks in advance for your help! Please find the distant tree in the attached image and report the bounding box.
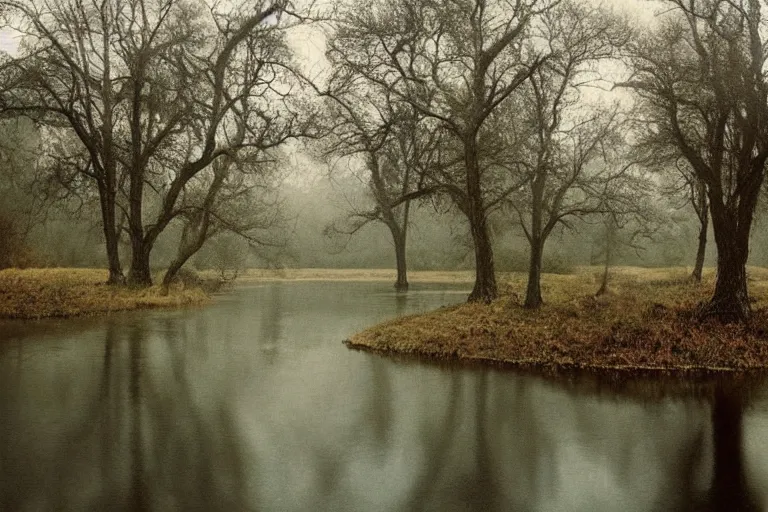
[330,0,557,302]
[315,61,442,291]
[632,114,710,283]
[509,1,630,309]
[621,0,768,322]
[592,177,659,296]
[664,162,709,282]
[0,118,44,267]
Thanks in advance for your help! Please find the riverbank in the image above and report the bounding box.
[346,266,768,373]
[238,268,476,283]
[0,268,209,319]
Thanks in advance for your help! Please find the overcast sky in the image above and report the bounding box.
[0,28,19,56]
[0,0,661,59]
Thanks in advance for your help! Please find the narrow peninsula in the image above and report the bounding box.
[346,267,768,373]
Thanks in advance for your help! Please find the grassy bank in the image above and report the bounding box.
[0,268,209,320]
[238,268,476,283]
[347,266,768,373]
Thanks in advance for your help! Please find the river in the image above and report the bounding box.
[0,281,766,511]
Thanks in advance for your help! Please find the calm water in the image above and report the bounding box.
[0,281,766,511]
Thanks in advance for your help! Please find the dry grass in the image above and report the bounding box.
[0,268,209,320]
[237,268,476,283]
[347,266,768,373]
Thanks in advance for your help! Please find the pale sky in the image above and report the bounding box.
[0,0,662,60]
[0,28,20,56]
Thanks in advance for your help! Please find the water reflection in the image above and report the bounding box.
[0,282,766,511]
[705,387,760,511]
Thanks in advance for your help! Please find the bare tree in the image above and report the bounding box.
[661,161,709,282]
[0,0,317,286]
[315,62,442,291]
[506,1,630,308]
[633,119,711,283]
[161,150,287,290]
[0,118,44,267]
[329,0,557,302]
[621,0,768,322]
[592,173,659,296]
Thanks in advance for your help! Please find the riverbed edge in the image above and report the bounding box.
[0,268,212,320]
[343,268,768,374]
[343,337,765,375]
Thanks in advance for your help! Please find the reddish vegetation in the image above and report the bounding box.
[347,268,768,372]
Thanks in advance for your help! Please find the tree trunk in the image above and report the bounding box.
[128,241,152,287]
[97,182,124,285]
[524,239,543,308]
[593,213,621,297]
[468,210,497,303]
[691,211,708,283]
[596,255,610,296]
[707,240,749,322]
[126,160,152,286]
[703,199,751,322]
[162,166,228,292]
[524,175,545,309]
[465,138,497,303]
[596,219,614,296]
[393,229,409,293]
[161,230,205,293]
[161,258,187,293]
[691,183,708,283]
[127,178,152,286]
[105,224,124,285]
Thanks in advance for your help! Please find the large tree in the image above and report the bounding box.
[330,0,556,302]
[0,0,315,285]
[622,0,768,322]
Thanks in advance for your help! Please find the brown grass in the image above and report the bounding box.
[236,268,476,283]
[0,268,209,320]
[347,266,768,373]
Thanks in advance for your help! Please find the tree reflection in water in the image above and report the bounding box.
[1,283,768,511]
[700,386,760,511]
[0,316,253,510]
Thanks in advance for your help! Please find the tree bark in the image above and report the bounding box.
[524,240,543,308]
[691,210,707,283]
[691,181,708,283]
[392,229,409,293]
[465,139,497,303]
[703,195,752,322]
[129,243,152,287]
[97,182,124,285]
